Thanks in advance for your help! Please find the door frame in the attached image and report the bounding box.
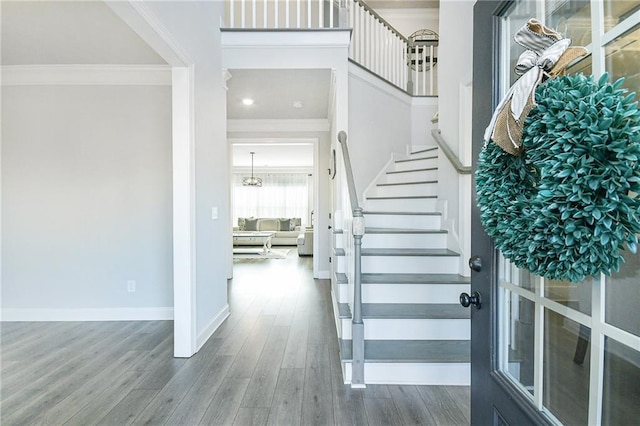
[470,1,554,424]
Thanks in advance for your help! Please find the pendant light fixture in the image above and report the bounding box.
[242,151,262,187]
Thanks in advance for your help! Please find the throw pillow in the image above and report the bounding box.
[279,218,291,231]
[244,218,258,231]
[237,217,246,231]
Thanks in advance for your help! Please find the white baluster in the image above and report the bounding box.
[347,3,358,60]
[319,0,323,28]
[241,0,246,28]
[413,45,420,95]
[264,0,268,27]
[307,0,311,28]
[286,0,290,28]
[297,0,301,28]
[430,45,435,96]
[229,0,235,28]
[252,0,257,28]
[275,0,279,28]
[422,46,427,96]
[402,39,407,91]
[329,0,334,28]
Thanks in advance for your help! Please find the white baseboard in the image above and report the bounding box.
[0,307,173,322]
[196,304,230,351]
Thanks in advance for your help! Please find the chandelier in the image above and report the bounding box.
[242,152,262,187]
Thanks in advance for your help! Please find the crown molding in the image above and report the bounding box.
[227,119,330,133]
[1,65,172,86]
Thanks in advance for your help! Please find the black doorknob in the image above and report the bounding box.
[460,291,482,309]
[468,256,482,272]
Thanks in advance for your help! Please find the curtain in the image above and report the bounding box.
[232,173,309,226]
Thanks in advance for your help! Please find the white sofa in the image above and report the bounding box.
[233,217,302,246]
[297,228,313,256]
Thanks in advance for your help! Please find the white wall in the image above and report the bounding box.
[375,8,439,38]
[140,1,231,345]
[1,85,173,318]
[348,62,438,200]
[436,0,475,275]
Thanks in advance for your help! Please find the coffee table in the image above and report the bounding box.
[232,231,276,256]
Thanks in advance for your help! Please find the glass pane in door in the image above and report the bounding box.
[546,0,591,46]
[544,277,593,315]
[501,290,536,395]
[605,251,640,337]
[605,24,640,95]
[604,0,640,31]
[543,309,590,425]
[602,337,640,425]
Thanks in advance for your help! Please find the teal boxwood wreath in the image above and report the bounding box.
[476,73,640,282]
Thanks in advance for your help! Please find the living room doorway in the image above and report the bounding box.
[230,140,319,274]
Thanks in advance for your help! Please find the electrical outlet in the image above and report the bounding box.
[127,280,136,293]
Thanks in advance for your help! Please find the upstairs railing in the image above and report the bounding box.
[336,130,365,387]
[222,0,438,96]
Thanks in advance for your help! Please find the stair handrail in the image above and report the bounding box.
[431,129,472,175]
[353,0,407,42]
[337,130,365,387]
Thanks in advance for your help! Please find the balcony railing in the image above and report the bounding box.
[223,0,438,96]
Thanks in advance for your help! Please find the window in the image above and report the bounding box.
[232,172,310,225]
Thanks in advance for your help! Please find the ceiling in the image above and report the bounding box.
[0,1,166,65]
[226,69,331,170]
[226,69,332,120]
[367,0,439,9]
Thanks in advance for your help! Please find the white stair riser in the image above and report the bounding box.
[363,283,471,304]
[341,318,352,339]
[334,255,345,271]
[364,319,469,340]
[385,169,438,184]
[362,255,459,274]
[364,197,438,212]
[334,235,344,249]
[343,362,470,386]
[338,283,350,303]
[393,157,438,172]
[365,214,441,230]
[373,183,437,197]
[363,233,447,249]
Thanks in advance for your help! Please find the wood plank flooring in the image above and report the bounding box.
[1,250,470,425]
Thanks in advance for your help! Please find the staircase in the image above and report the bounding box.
[332,146,471,385]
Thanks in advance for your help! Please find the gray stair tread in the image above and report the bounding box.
[387,167,437,175]
[366,195,437,200]
[363,211,441,216]
[335,272,348,284]
[365,227,447,234]
[377,180,437,187]
[363,303,469,319]
[338,303,469,320]
[335,248,345,256]
[395,155,437,163]
[340,340,470,363]
[361,248,459,256]
[333,228,344,234]
[410,147,438,155]
[361,273,470,284]
[338,303,351,318]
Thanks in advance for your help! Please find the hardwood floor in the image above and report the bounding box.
[0,249,470,425]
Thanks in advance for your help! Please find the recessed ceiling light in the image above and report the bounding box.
[293,101,303,108]
[242,98,254,106]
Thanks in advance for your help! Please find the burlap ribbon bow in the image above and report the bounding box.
[484,19,587,155]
